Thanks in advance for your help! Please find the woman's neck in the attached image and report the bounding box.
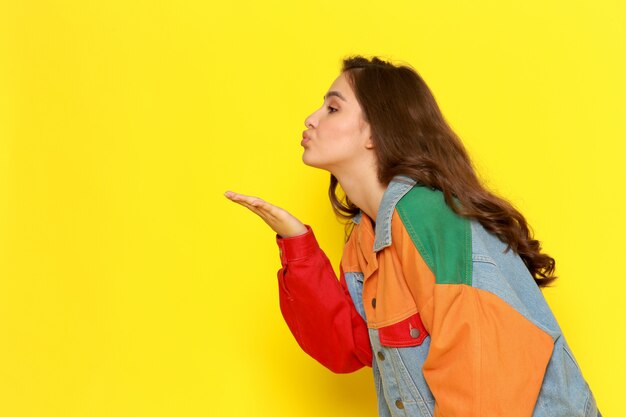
[334,171,387,223]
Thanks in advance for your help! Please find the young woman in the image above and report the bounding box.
[224,56,601,417]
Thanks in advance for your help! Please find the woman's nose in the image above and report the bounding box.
[304,112,317,129]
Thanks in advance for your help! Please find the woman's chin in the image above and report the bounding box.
[301,152,314,167]
[302,154,326,170]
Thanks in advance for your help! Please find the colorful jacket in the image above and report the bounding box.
[274,175,600,417]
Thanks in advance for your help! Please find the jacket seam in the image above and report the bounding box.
[396,204,435,273]
[368,307,419,329]
[464,217,472,286]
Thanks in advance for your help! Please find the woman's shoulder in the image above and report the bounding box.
[395,185,467,238]
[392,186,472,284]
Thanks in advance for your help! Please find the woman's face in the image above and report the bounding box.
[302,71,373,172]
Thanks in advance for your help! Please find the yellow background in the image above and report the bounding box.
[0,0,623,416]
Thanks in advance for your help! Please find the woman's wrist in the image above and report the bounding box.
[279,224,309,239]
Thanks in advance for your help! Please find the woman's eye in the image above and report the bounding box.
[327,106,337,113]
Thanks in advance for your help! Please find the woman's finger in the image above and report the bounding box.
[244,199,282,221]
[224,190,304,237]
[245,201,276,221]
[226,192,275,212]
[237,199,263,213]
[228,195,272,220]
[225,191,264,206]
[225,191,254,206]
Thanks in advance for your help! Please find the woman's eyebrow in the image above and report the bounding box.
[323,91,347,102]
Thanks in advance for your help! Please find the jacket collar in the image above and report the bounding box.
[351,174,417,252]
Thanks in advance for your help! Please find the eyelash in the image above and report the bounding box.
[327,106,337,113]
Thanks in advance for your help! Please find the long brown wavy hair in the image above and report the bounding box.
[329,55,557,288]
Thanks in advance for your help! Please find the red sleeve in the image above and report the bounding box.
[275,224,373,373]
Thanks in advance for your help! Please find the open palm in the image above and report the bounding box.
[224,191,308,238]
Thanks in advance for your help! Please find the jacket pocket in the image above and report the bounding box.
[378,312,429,347]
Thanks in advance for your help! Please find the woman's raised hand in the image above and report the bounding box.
[224,191,308,238]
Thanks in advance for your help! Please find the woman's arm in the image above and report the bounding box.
[223,191,372,373]
[276,224,373,373]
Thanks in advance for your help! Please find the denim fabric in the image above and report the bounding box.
[345,270,435,417]
[351,175,416,254]
[470,219,600,417]
[343,175,601,417]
